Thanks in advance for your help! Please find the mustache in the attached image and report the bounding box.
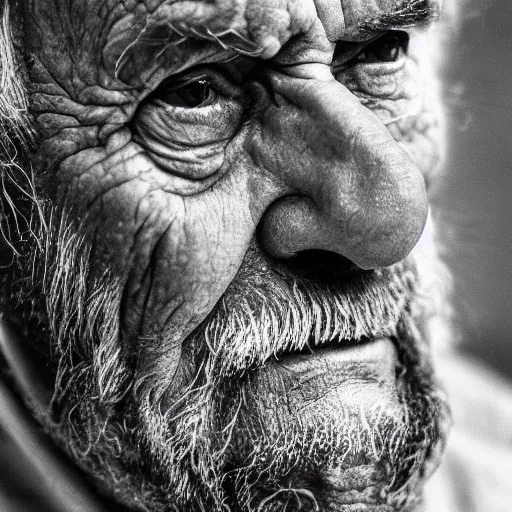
[186,246,420,377]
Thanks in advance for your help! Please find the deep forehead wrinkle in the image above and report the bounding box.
[127,0,443,56]
[111,0,315,84]
[111,0,444,87]
[135,0,443,59]
[23,0,444,96]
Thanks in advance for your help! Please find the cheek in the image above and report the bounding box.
[393,106,444,188]
[338,57,445,187]
[52,128,280,356]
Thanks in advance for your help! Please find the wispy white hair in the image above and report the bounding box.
[0,0,41,279]
[0,0,29,133]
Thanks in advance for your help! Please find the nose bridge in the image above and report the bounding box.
[253,74,428,269]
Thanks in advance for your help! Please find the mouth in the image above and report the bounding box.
[270,335,399,373]
[267,333,404,400]
[195,248,417,377]
[270,327,404,367]
[273,334,375,358]
[253,336,404,428]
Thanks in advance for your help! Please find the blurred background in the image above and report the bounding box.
[1,2,511,511]
[437,0,512,378]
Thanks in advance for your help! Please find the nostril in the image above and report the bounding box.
[272,249,361,283]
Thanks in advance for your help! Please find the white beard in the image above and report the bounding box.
[1,204,452,512]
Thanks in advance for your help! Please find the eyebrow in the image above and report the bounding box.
[361,0,441,33]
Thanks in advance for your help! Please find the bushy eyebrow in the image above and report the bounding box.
[115,0,441,83]
[361,0,441,33]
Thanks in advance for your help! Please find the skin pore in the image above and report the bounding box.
[0,0,454,511]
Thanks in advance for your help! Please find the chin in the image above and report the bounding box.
[222,332,449,511]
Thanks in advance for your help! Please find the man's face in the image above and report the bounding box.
[7,0,451,510]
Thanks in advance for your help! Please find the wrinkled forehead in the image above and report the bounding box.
[126,0,444,41]
[23,0,444,93]
[24,0,444,51]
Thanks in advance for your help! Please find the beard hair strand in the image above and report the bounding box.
[3,202,451,512]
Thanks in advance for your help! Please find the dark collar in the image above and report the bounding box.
[0,315,110,512]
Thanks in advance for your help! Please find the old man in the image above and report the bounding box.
[0,0,511,511]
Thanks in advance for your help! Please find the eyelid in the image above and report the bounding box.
[331,36,381,70]
[131,63,245,182]
[164,76,209,92]
[156,66,242,103]
[331,32,408,74]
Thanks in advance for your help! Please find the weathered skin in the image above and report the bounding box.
[15,0,449,509]
[26,0,441,351]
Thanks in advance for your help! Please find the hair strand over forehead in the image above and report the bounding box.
[0,0,29,133]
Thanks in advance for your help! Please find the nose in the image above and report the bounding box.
[251,73,428,270]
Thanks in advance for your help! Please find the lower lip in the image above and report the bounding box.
[253,338,403,427]
[272,337,397,373]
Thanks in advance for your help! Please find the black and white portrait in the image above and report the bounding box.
[0,1,511,511]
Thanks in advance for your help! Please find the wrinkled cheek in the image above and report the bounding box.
[51,136,174,275]
[42,125,269,359]
[361,97,444,188]
[130,175,260,342]
[338,53,445,189]
[400,116,444,188]
[55,137,259,339]
[122,180,268,400]
[40,126,283,398]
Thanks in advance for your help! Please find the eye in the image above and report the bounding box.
[352,31,409,65]
[131,66,244,182]
[158,77,217,108]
